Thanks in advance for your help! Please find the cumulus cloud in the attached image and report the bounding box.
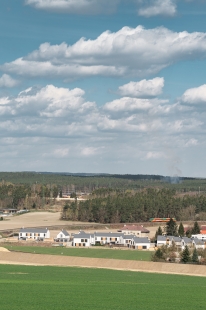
[181,84,206,105]
[118,77,164,97]
[138,0,177,17]
[0,74,19,87]
[0,82,205,174]
[25,0,119,14]
[2,26,206,80]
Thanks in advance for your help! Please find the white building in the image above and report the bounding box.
[192,234,206,241]
[56,230,70,242]
[118,225,150,237]
[129,237,150,250]
[119,234,135,247]
[181,237,192,250]
[19,228,50,241]
[94,232,123,245]
[192,238,205,250]
[73,231,94,247]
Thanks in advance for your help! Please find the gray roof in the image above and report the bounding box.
[61,230,69,236]
[157,235,166,241]
[122,235,135,239]
[193,238,204,245]
[73,232,94,239]
[172,237,182,242]
[182,237,192,244]
[133,237,150,244]
[95,232,123,238]
[19,228,49,233]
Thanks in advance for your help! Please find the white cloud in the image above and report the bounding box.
[138,0,177,17]
[25,0,119,14]
[53,148,70,157]
[184,138,198,147]
[181,84,206,105]
[118,77,164,97]
[146,151,166,159]
[2,26,206,80]
[0,74,19,88]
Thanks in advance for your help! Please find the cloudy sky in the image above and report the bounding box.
[1,0,206,177]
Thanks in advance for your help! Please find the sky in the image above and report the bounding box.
[0,0,206,177]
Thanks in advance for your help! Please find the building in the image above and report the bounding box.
[94,232,123,245]
[118,225,150,237]
[192,238,205,250]
[191,234,206,241]
[129,237,150,250]
[119,234,135,247]
[73,231,94,247]
[181,237,192,249]
[19,228,50,241]
[56,230,70,242]
[201,226,206,234]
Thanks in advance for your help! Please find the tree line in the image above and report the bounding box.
[62,188,206,223]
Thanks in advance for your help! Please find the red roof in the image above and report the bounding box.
[201,226,206,231]
[120,225,150,233]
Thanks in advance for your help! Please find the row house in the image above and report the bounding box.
[55,230,70,242]
[73,231,94,247]
[94,232,123,245]
[19,228,50,241]
[157,235,205,250]
[129,237,150,250]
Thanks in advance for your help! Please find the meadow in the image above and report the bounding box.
[5,245,152,261]
[0,264,205,310]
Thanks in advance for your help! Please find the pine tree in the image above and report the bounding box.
[191,221,200,234]
[155,226,163,239]
[178,222,184,237]
[155,248,163,259]
[166,218,177,236]
[192,248,198,263]
[181,245,190,264]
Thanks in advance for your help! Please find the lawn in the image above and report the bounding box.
[5,245,152,261]
[0,264,205,310]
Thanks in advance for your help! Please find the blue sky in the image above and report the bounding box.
[0,0,206,177]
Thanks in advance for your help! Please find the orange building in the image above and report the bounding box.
[201,226,206,234]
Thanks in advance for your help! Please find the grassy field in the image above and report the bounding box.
[5,245,152,261]
[0,264,205,310]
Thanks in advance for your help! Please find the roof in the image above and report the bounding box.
[73,232,94,239]
[173,237,182,242]
[132,237,150,244]
[193,238,204,245]
[182,237,192,244]
[201,226,206,230]
[19,228,49,233]
[120,225,150,233]
[95,232,123,238]
[157,235,166,241]
[61,230,69,236]
[122,234,135,239]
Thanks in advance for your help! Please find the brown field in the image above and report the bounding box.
[0,251,206,277]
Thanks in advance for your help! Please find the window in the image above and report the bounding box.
[85,239,87,242]
[83,243,85,247]
[81,239,84,242]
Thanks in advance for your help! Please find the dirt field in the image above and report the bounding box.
[0,251,206,277]
[0,212,156,237]
[0,212,79,230]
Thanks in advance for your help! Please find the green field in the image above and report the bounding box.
[5,245,152,261]
[0,264,205,310]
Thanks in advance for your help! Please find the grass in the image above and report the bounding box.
[0,264,205,310]
[5,245,152,261]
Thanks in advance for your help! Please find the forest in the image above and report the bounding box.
[62,188,206,223]
[1,172,206,221]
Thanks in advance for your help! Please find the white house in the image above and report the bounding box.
[19,228,50,241]
[181,237,192,249]
[73,231,94,247]
[94,232,123,245]
[129,237,150,250]
[192,238,205,250]
[119,234,135,247]
[118,225,150,237]
[56,230,70,242]
[192,234,206,241]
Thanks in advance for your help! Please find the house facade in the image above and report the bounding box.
[129,237,150,250]
[94,232,123,245]
[56,230,70,242]
[118,225,150,237]
[73,231,94,247]
[19,228,50,240]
